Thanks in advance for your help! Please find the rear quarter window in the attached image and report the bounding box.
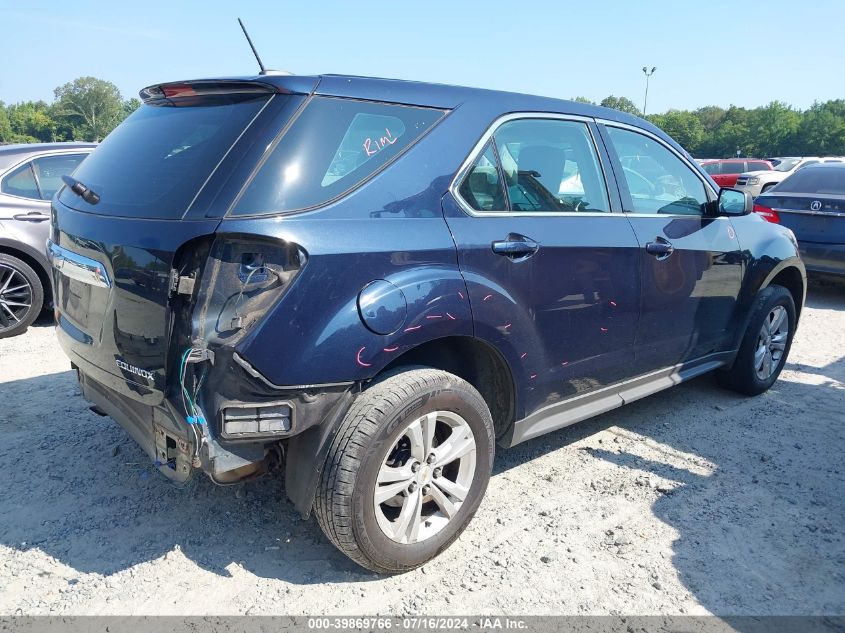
[231,97,445,216]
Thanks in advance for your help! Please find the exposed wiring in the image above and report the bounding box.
[179,346,209,461]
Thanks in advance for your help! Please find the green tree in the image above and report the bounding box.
[6,101,55,142]
[0,103,13,143]
[53,76,124,141]
[600,95,641,116]
[571,96,595,105]
[122,97,141,120]
[648,110,705,153]
[747,101,800,156]
[796,100,845,155]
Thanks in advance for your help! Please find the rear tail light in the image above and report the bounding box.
[192,236,305,346]
[753,203,780,223]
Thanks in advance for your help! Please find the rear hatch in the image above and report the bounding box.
[758,168,845,244]
[50,80,308,404]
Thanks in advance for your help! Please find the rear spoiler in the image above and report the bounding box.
[139,80,281,104]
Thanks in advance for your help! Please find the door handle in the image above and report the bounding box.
[645,238,674,260]
[491,235,539,259]
[13,211,50,222]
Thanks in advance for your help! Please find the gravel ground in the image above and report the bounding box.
[0,277,843,616]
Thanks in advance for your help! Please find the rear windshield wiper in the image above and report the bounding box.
[61,175,100,205]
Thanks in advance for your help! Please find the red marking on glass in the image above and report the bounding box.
[483,294,493,301]
[520,352,528,359]
[561,361,569,366]
[600,327,609,333]
[356,347,372,367]
[403,325,422,332]
[383,346,399,353]
[610,301,617,307]
[529,374,538,380]
[501,323,512,330]
[446,313,456,320]
[426,315,442,320]
[458,291,465,300]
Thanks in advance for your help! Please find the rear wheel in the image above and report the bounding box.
[315,368,494,573]
[0,254,43,339]
[717,285,795,395]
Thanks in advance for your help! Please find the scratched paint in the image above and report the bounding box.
[356,346,372,367]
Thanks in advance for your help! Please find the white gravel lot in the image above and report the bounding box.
[0,277,843,616]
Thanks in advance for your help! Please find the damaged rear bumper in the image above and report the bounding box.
[76,360,356,487]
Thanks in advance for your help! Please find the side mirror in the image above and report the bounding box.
[715,187,752,216]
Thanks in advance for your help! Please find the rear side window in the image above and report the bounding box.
[748,161,770,171]
[1,162,40,199]
[58,94,272,218]
[32,153,87,199]
[701,162,720,175]
[721,162,745,174]
[231,98,444,216]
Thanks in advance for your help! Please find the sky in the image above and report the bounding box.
[1,0,843,114]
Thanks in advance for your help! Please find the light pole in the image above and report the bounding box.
[642,66,657,116]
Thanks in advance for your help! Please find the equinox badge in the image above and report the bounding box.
[116,359,155,381]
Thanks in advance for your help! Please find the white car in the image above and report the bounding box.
[735,156,844,197]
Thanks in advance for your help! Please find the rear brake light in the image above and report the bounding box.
[753,203,780,223]
[161,84,198,99]
[139,81,277,103]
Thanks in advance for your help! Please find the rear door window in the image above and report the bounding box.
[458,143,507,212]
[702,162,721,175]
[32,153,88,199]
[58,94,273,218]
[1,162,40,199]
[231,98,445,216]
[748,161,770,171]
[493,118,610,213]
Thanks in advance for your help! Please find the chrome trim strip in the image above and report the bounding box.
[774,207,844,218]
[47,240,111,289]
[504,352,733,447]
[448,112,615,218]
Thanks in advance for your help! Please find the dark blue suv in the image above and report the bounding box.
[49,74,805,573]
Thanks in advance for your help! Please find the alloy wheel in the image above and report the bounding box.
[754,305,788,380]
[374,410,477,545]
[0,263,33,333]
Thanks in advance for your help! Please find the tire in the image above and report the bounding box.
[0,253,44,339]
[315,367,495,573]
[717,285,796,396]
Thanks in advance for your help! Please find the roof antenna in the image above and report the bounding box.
[238,18,267,75]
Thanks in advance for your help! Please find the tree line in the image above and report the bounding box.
[0,77,140,144]
[2,76,844,159]
[577,95,845,158]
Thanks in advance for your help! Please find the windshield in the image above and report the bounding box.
[775,158,802,172]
